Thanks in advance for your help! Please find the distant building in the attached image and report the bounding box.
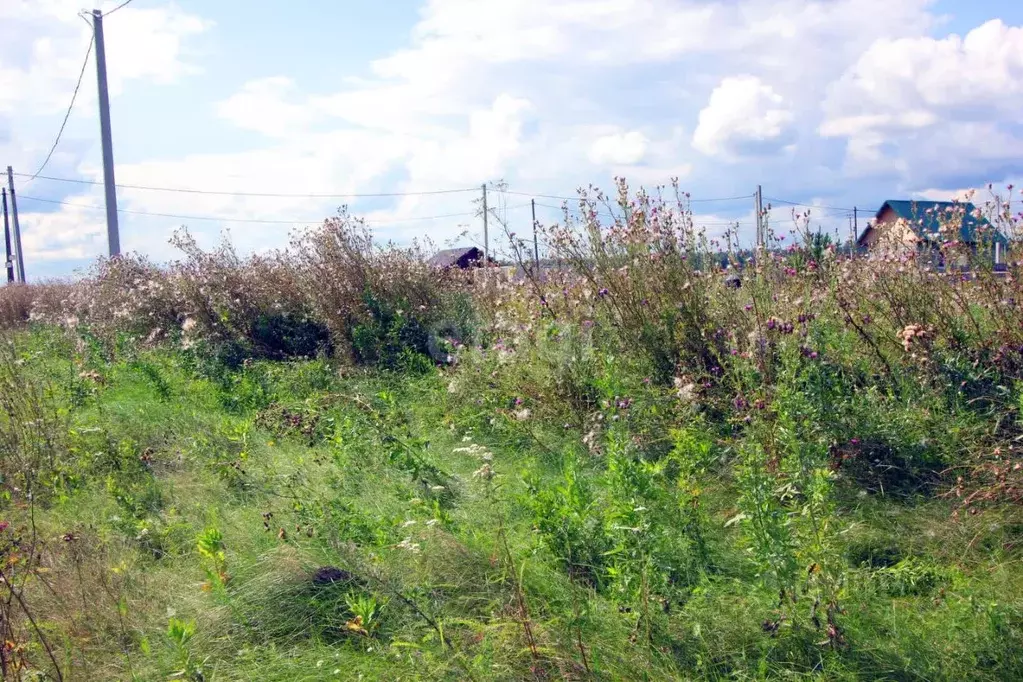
[427,247,490,270]
[856,200,1008,265]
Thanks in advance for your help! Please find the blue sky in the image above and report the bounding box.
[2,0,1023,279]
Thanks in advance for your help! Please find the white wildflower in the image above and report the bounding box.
[473,463,495,481]
[395,537,421,554]
[674,378,697,403]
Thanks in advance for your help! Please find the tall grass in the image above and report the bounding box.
[0,183,1021,679]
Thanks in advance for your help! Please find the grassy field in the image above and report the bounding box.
[2,189,1023,680]
[3,329,1022,681]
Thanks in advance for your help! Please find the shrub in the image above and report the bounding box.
[0,336,71,506]
[292,212,464,366]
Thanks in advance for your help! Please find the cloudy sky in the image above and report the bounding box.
[2,0,1022,278]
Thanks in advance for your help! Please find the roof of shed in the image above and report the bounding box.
[427,247,483,268]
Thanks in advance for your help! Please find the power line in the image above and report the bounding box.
[14,173,479,199]
[766,205,853,221]
[763,196,860,213]
[533,201,617,218]
[16,194,478,226]
[503,188,753,204]
[502,189,595,202]
[685,194,754,204]
[103,0,135,16]
[532,201,751,226]
[24,36,94,184]
[486,202,533,215]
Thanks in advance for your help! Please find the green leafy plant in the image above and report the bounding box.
[196,526,230,591]
[166,617,205,681]
[344,592,382,636]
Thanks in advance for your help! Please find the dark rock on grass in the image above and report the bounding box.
[312,565,360,587]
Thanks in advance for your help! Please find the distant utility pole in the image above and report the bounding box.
[2,190,13,284]
[754,185,764,248]
[852,207,859,257]
[481,183,489,271]
[531,199,540,272]
[91,9,121,257]
[6,167,24,282]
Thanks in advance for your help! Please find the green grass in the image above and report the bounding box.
[2,325,1023,681]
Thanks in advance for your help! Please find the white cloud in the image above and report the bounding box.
[18,190,106,263]
[102,5,211,93]
[1,1,211,266]
[825,20,1023,121]
[0,2,210,116]
[588,131,648,165]
[692,75,794,159]
[11,0,1023,271]
[216,77,316,137]
[822,19,1023,180]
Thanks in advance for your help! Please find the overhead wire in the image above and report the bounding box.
[763,196,862,213]
[15,173,480,199]
[502,188,753,204]
[23,36,94,185]
[102,0,135,16]
[532,201,751,227]
[16,194,479,227]
[17,174,833,242]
